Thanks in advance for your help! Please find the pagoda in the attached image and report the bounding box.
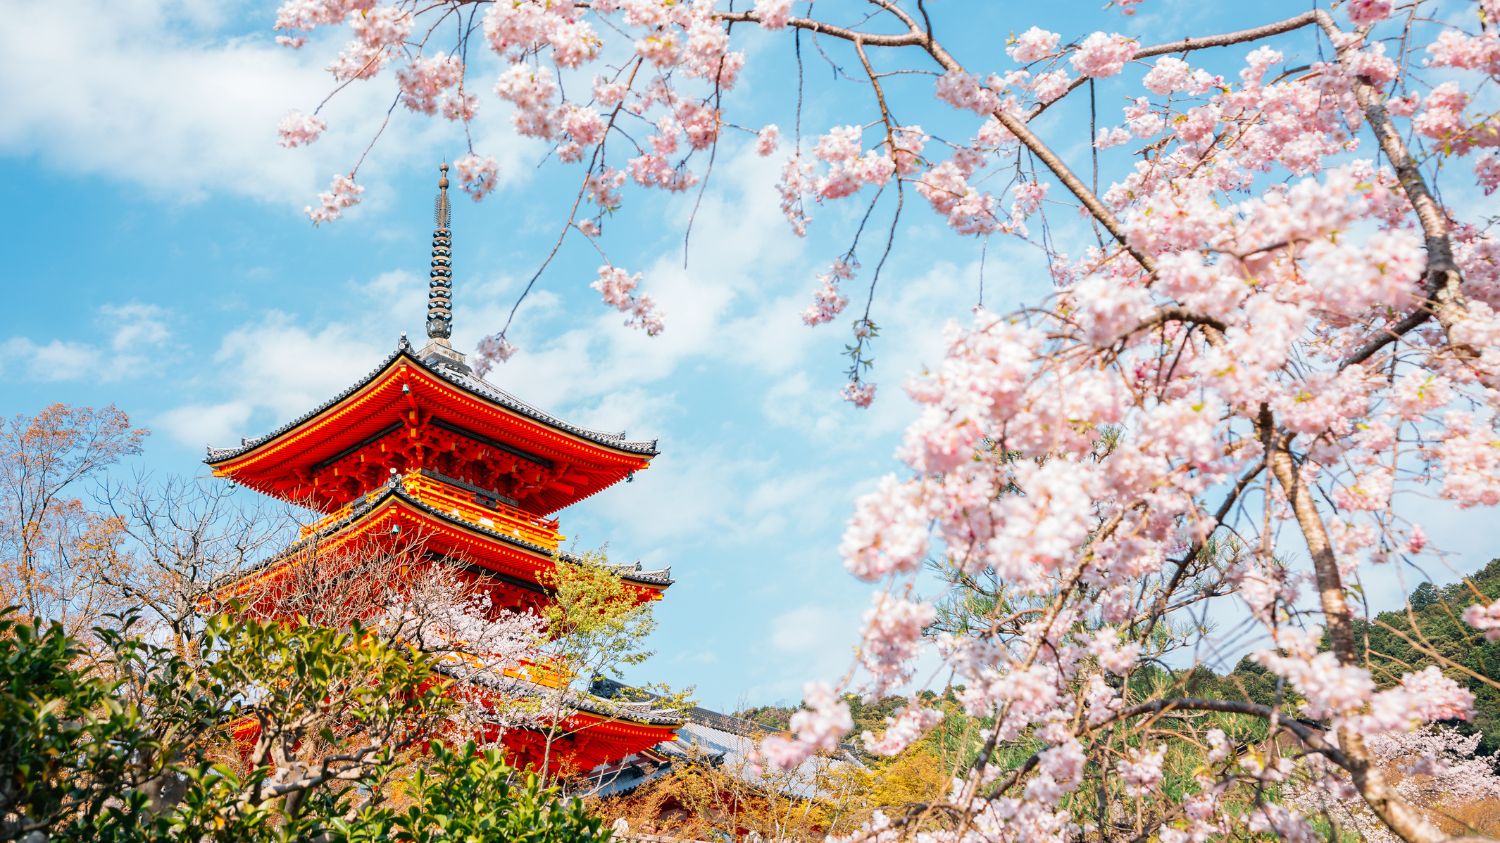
[205,164,681,776]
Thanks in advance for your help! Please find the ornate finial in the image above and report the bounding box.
[427,162,453,340]
[434,161,451,228]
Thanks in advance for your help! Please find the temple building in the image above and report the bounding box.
[204,164,682,776]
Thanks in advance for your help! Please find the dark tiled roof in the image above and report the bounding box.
[433,662,684,727]
[559,552,672,587]
[206,336,658,464]
[590,679,767,737]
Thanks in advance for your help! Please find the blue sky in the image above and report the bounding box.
[1,0,1493,711]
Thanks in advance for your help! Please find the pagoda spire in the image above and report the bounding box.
[426,162,454,341]
[416,162,470,372]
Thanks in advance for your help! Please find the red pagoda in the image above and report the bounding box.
[205,164,681,776]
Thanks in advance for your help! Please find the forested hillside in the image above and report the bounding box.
[743,562,1500,756]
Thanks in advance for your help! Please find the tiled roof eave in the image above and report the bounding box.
[556,550,672,587]
[204,338,659,466]
[211,479,673,592]
[426,361,658,456]
[205,345,406,465]
[431,663,684,727]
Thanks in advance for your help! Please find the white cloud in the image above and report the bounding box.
[156,400,253,449]
[103,303,170,351]
[0,0,535,209]
[151,306,394,448]
[0,338,102,382]
[210,311,388,421]
[461,146,810,404]
[1,302,172,382]
[748,601,862,700]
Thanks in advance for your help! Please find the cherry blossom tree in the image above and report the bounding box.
[272,0,1500,839]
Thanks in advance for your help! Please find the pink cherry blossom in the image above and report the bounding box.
[1008,26,1061,63]
[1413,82,1470,145]
[841,381,876,408]
[274,0,373,34]
[1426,30,1500,75]
[859,593,935,694]
[753,0,792,30]
[1030,69,1071,103]
[861,703,942,756]
[327,5,410,80]
[1476,151,1500,195]
[1206,728,1231,763]
[759,681,853,771]
[802,260,852,326]
[1117,744,1166,796]
[1240,45,1283,86]
[593,77,627,107]
[585,167,625,209]
[1346,0,1393,26]
[935,70,1000,114]
[1463,599,1500,640]
[755,124,780,157]
[1436,411,1500,507]
[397,55,463,115]
[453,153,499,200]
[591,264,665,335]
[777,155,814,236]
[1088,627,1140,674]
[277,110,326,147]
[473,333,517,375]
[1070,32,1136,79]
[279,5,1500,836]
[548,17,601,68]
[305,172,363,224]
[1143,56,1192,95]
[841,475,928,580]
[1094,126,1130,148]
[494,64,558,138]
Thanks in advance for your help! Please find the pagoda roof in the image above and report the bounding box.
[435,663,684,728]
[205,337,657,514]
[213,474,673,605]
[206,338,656,463]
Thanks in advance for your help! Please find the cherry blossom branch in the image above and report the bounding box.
[1027,11,1326,122]
[1260,406,1462,843]
[727,3,1154,272]
[1313,9,1469,368]
[497,58,644,343]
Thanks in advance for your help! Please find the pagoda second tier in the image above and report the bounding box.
[213,471,672,618]
[206,337,657,515]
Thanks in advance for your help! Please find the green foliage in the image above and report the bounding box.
[541,549,658,690]
[0,610,144,842]
[0,608,609,843]
[1353,558,1500,753]
[338,743,607,843]
[1216,558,1500,752]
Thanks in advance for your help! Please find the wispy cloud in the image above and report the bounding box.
[1,303,171,382]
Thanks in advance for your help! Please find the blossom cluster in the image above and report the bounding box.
[759,681,852,771]
[305,173,363,224]
[591,265,664,336]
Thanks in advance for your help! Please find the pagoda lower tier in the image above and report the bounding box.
[226,669,682,781]
[449,669,682,778]
[208,469,681,776]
